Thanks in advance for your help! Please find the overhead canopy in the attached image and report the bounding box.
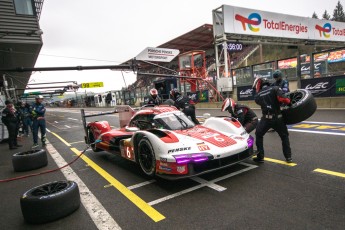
[158,24,214,53]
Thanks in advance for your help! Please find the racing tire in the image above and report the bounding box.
[12,149,48,172]
[282,89,317,125]
[138,137,156,177]
[88,129,102,152]
[20,181,80,224]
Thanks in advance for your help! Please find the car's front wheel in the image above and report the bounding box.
[138,137,156,176]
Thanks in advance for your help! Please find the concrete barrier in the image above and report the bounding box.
[195,96,345,109]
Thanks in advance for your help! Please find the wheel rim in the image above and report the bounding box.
[289,91,305,105]
[31,181,68,196]
[139,142,154,173]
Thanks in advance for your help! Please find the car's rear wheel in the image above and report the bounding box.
[138,137,156,176]
[282,89,317,125]
[88,129,102,152]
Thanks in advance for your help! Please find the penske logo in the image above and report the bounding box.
[235,13,262,32]
[315,23,332,38]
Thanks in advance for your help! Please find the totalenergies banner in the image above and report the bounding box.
[222,5,345,42]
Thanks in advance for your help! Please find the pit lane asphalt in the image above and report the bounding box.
[1,107,345,229]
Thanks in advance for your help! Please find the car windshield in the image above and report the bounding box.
[153,111,195,130]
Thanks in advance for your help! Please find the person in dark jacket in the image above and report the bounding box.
[146,88,162,106]
[19,102,32,136]
[221,98,258,133]
[1,100,22,149]
[252,77,292,163]
[272,70,289,93]
[170,88,200,125]
[31,95,46,148]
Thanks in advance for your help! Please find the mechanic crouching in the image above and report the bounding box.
[170,88,200,125]
[146,88,162,106]
[221,98,258,133]
[252,78,292,163]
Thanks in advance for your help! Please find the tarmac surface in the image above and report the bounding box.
[0,107,344,230]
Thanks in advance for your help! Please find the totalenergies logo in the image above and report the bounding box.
[315,23,332,38]
[235,13,262,32]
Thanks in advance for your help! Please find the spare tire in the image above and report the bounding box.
[12,149,48,172]
[20,181,80,224]
[282,89,317,125]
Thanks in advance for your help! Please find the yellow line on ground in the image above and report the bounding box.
[70,147,165,222]
[49,131,71,147]
[314,168,345,178]
[252,156,297,166]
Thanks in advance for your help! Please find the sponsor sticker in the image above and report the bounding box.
[177,166,186,174]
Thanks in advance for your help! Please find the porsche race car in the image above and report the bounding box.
[81,105,254,180]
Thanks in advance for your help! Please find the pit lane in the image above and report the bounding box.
[2,107,345,229]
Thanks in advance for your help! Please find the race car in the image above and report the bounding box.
[81,105,254,180]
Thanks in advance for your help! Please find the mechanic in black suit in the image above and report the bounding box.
[146,88,162,106]
[252,78,292,163]
[221,98,258,133]
[170,88,200,125]
[1,100,22,149]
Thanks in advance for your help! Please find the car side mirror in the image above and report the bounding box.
[125,126,140,132]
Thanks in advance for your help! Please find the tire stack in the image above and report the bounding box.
[12,149,48,172]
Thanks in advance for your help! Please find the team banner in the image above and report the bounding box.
[237,85,254,101]
[222,5,345,42]
[300,77,332,97]
[328,50,345,63]
[332,75,345,96]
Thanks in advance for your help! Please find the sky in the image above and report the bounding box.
[29,0,344,94]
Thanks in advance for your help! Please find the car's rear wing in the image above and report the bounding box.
[80,105,137,139]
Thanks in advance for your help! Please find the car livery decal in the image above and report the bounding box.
[175,126,237,147]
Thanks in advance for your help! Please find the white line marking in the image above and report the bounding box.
[69,140,85,145]
[191,177,227,192]
[68,117,79,121]
[46,143,121,230]
[148,163,257,206]
[301,121,345,125]
[127,180,156,190]
[65,125,71,128]
[288,129,345,136]
[54,121,59,123]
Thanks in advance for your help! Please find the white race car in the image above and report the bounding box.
[82,105,254,180]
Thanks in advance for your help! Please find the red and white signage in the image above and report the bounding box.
[221,5,345,42]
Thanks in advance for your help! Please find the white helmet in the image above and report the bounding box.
[221,98,236,112]
[35,95,44,99]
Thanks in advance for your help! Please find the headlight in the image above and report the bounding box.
[247,135,254,148]
[173,153,212,165]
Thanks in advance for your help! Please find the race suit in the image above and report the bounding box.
[272,78,289,93]
[146,95,162,106]
[32,102,46,145]
[227,104,258,133]
[254,85,291,159]
[174,95,200,125]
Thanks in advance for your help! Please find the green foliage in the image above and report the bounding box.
[312,12,318,19]
[322,10,331,20]
[332,1,345,22]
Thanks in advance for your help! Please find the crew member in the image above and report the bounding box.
[19,102,32,136]
[252,77,292,163]
[146,88,161,106]
[221,98,258,133]
[170,88,200,125]
[272,70,289,93]
[1,100,22,149]
[32,95,46,148]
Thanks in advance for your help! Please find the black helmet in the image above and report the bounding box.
[170,88,180,100]
[5,99,13,105]
[273,70,283,78]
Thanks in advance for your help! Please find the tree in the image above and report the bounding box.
[322,10,331,20]
[332,0,345,22]
[312,12,318,19]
